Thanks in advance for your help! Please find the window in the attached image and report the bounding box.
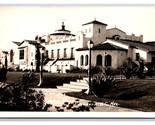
[51,50,54,58]
[98,28,100,33]
[57,49,60,59]
[80,55,84,66]
[85,55,88,66]
[19,49,24,59]
[105,54,112,66]
[46,50,48,58]
[79,36,80,41]
[64,48,67,58]
[89,28,91,33]
[96,54,102,66]
[71,48,74,58]
[85,29,87,33]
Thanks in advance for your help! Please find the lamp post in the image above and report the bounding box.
[87,40,94,94]
[37,48,44,87]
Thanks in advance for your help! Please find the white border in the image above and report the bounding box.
[0,112,155,119]
[0,0,155,120]
[0,0,155,5]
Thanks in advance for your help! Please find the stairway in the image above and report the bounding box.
[56,76,126,93]
[56,77,89,93]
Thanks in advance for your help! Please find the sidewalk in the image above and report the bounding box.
[35,88,140,112]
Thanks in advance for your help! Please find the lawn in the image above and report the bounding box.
[65,79,155,112]
[6,71,87,88]
[5,71,155,112]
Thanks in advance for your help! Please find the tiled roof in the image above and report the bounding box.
[145,41,155,46]
[82,20,107,26]
[56,29,71,32]
[18,40,45,48]
[106,27,126,34]
[57,58,75,61]
[12,41,21,45]
[48,58,75,61]
[108,39,155,52]
[25,40,37,44]
[76,42,127,51]
[27,40,45,48]
[50,33,75,36]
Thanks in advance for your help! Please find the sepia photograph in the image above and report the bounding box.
[0,4,155,119]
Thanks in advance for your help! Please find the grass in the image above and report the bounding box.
[6,71,155,112]
[65,79,155,112]
[6,71,87,88]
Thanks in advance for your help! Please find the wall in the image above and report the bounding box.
[7,42,20,66]
[75,50,89,69]
[76,49,127,69]
[44,60,75,73]
[28,44,36,70]
[117,51,127,67]
[46,37,82,59]
[135,49,147,62]
[106,28,143,42]
[82,23,107,46]
[106,28,126,39]
[147,53,152,62]
[18,41,37,70]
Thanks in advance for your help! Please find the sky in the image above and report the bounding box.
[0,6,155,49]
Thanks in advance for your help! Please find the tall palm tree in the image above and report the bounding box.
[35,35,41,72]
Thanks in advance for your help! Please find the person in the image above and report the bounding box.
[0,61,7,82]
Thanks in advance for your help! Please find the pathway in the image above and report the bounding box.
[35,88,140,112]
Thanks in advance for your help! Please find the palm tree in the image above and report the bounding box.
[35,42,41,72]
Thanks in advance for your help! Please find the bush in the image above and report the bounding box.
[68,67,87,73]
[121,58,147,79]
[90,74,115,98]
[90,65,104,75]
[0,72,52,111]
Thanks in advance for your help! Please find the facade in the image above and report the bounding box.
[7,19,155,72]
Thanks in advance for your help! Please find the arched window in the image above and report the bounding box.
[85,55,88,66]
[80,55,84,66]
[105,54,112,66]
[10,49,14,63]
[96,54,102,66]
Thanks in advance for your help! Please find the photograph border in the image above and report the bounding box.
[0,0,155,120]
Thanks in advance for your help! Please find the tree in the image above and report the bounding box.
[0,72,52,111]
[35,43,41,72]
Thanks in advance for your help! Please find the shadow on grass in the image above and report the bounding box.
[65,79,155,112]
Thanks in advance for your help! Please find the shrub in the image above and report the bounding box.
[90,65,104,75]
[68,67,87,73]
[0,72,52,111]
[121,58,146,79]
[90,74,115,98]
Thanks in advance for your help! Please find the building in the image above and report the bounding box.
[7,19,155,72]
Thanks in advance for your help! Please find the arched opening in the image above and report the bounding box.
[80,55,84,66]
[112,35,120,40]
[85,55,88,66]
[105,54,112,66]
[96,54,102,66]
[10,49,14,63]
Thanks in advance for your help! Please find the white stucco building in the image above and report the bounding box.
[6,19,155,72]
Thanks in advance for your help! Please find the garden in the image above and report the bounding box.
[0,56,155,112]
